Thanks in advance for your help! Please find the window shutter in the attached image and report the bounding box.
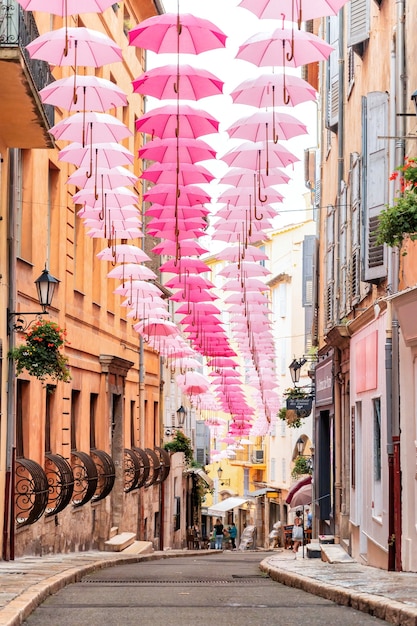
[326,15,339,129]
[339,185,348,317]
[350,153,361,303]
[326,205,335,328]
[363,92,388,283]
[348,0,370,48]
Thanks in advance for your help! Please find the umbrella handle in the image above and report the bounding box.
[272,113,279,144]
[286,29,295,62]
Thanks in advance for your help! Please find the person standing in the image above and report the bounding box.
[306,508,312,529]
[229,522,237,550]
[292,516,303,557]
[213,518,224,550]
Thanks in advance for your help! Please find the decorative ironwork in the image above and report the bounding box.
[154,447,171,484]
[144,448,161,487]
[124,448,141,493]
[44,453,74,517]
[0,1,55,128]
[70,451,98,507]
[15,458,49,527]
[90,449,116,502]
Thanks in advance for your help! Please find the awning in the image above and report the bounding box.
[185,468,213,489]
[285,476,312,505]
[206,497,249,517]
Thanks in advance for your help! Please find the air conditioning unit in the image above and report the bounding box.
[253,450,264,463]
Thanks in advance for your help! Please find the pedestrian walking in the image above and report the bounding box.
[229,522,237,550]
[292,516,303,558]
[213,518,224,550]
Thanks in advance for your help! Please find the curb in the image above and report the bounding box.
[259,559,417,626]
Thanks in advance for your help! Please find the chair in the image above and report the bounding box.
[284,525,293,549]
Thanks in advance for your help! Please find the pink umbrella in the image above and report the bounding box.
[136,104,219,139]
[223,277,269,292]
[17,0,117,14]
[67,166,138,189]
[79,206,140,220]
[133,64,224,101]
[170,288,217,303]
[217,244,268,262]
[87,225,142,240]
[220,140,299,170]
[139,137,216,164]
[217,186,284,205]
[107,263,156,281]
[147,217,207,233]
[219,167,290,187]
[215,206,279,220]
[212,228,269,244]
[226,110,308,144]
[50,112,132,144]
[176,302,222,316]
[153,239,209,257]
[97,244,150,263]
[159,257,210,274]
[148,228,204,242]
[236,27,334,68]
[40,75,127,111]
[73,187,138,208]
[59,142,134,169]
[145,205,210,219]
[238,0,349,23]
[134,319,179,338]
[230,73,317,108]
[144,184,211,206]
[26,27,122,67]
[128,13,227,54]
[165,275,215,290]
[141,162,214,186]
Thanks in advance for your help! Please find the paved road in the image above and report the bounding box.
[22,552,386,626]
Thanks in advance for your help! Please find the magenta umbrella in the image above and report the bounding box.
[226,110,307,144]
[17,0,117,14]
[136,104,219,139]
[148,228,204,242]
[238,0,349,23]
[147,217,207,233]
[128,13,227,54]
[40,75,127,112]
[141,162,214,186]
[97,244,150,263]
[26,27,122,67]
[159,257,210,274]
[139,137,216,164]
[59,142,134,169]
[230,73,317,108]
[165,275,215,290]
[133,64,224,101]
[219,167,290,187]
[153,239,209,256]
[50,112,132,144]
[170,288,217,303]
[144,184,211,206]
[236,27,334,68]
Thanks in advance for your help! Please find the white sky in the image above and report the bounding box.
[146,0,319,231]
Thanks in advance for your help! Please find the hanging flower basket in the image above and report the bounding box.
[8,320,71,383]
[278,407,303,429]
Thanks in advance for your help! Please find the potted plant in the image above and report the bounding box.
[377,157,417,250]
[163,430,193,465]
[278,406,304,429]
[291,456,313,478]
[8,319,71,383]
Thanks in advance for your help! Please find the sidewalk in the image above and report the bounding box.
[1,547,417,626]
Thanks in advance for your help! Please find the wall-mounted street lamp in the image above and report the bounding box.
[8,267,59,334]
[217,465,230,486]
[176,405,186,427]
[289,358,307,385]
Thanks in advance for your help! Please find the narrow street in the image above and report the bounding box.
[23,552,386,626]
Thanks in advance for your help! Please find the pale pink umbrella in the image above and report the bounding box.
[170,356,202,370]
[40,75,127,111]
[213,218,273,233]
[219,167,290,187]
[236,27,334,68]
[128,13,227,54]
[97,244,149,264]
[145,205,210,219]
[139,137,216,164]
[229,73,317,108]
[144,184,211,206]
[73,187,138,208]
[170,288,217,303]
[136,104,219,139]
[141,162,214,186]
[159,257,210,274]
[83,216,141,231]
[17,0,117,14]
[87,225,142,240]
[107,263,156,282]
[147,228,205,242]
[212,228,270,245]
[78,206,140,220]
[50,112,132,145]
[217,186,284,205]
[238,0,349,23]
[226,110,307,144]
[225,292,269,305]
[177,371,210,393]
[165,274,215,290]
[207,357,238,368]
[153,239,209,257]
[59,142,134,169]
[223,277,269,292]
[127,306,170,321]
[217,244,268,262]
[220,140,299,171]
[67,166,138,190]
[26,27,122,68]
[134,319,179,338]
[133,64,224,101]
[215,206,279,220]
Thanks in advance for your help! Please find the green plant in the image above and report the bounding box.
[283,387,309,400]
[291,456,313,478]
[277,407,303,429]
[377,157,417,249]
[163,430,193,465]
[8,320,71,383]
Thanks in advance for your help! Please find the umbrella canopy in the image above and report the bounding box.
[73,187,138,208]
[133,64,224,101]
[26,27,122,67]
[136,104,219,139]
[139,137,217,164]
[107,263,156,281]
[219,167,290,187]
[67,165,138,189]
[153,239,209,256]
[177,371,210,394]
[159,257,210,274]
[128,13,227,54]
[141,162,214,186]
[217,244,268,262]
[40,75,127,111]
[97,244,150,263]
[230,73,317,108]
[220,140,298,170]
[17,0,116,14]
[238,0,349,22]
[134,319,179,338]
[285,476,312,505]
[50,112,132,144]
[225,110,308,143]
[144,184,211,206]
[59,142,134,169]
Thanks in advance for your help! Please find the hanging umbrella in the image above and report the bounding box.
[97,244,149,263]
[50,112,132,144]
[225,110,308,144]
[128,13,227,54]
[170,288,217,303]
[215,205,279,220]
[165,275,215,290]
[59,142,134,169]
[87,225,142,240]
[217,244,268,262]
[79,206,140,220]
[219,167,290,187]
[223,277,268,292]
[141,162,214,186]
[177,371,210,393]
[159,257,209,274]
[40,75,127,111]
[67,165,138,189]
[107,263,156,281]
[217,186,284,205]
[220,140,298,170]
[238,0,349,23]
[236,27,334,68]
[134,319,179,338]
[73,187,138,208]
[17,0,117,14]
[230,73,317,108]
[152,239,209,256]
[139,137,217,164]
[133,64,224,101]
[26,27,122,67]
[147,217,207,233]
[144,184,211,206]
[145,205,210,219]
[136,104,219,139]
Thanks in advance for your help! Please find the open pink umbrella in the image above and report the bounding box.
[144,184,211,206]
[165,275,214,290]
[50,112,132,144]
[67,165,138,189]
[141,162,214,186]
[87,225,142,240]
[215,205,279,221]
[78,206,140,220]
[73,187,138,208]
[219,167,290,188]
[59,142,134,169]
[107,263,156,282]
[147,217,207,233]
[128,13,227,54]
[17,0,117,14]
[217,244,268,262]
[170,287,217,303]
[145,205,211,219]
[134,319,179,338]
[26,27,122,67]
[238,0,349,23]
[133,64,224,101]
[139,137,216,164]
[220,140,298,170]
[226,110,308,144]
[40,75,127,112]
[159,257,210,274]
[97,244,150,264]
[136,104,219,139]
[230,73,317,108]
[217,186,284,206]
[223,277,269,292]
[153,239,209,256]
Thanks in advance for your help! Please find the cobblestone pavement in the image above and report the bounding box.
[0,548,417,626]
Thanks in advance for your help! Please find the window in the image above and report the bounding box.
[325,205,336,327]
[71,390,81,451]
[350,153,362,303]
[45,385,56,453]
[348,0,370,54]
[90,393,98,449]
[373,398,381,482]
[16,380,29,458]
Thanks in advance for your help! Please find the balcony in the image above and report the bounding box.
[0,1,54,148]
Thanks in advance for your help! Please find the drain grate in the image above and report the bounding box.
[84,576,269,586]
